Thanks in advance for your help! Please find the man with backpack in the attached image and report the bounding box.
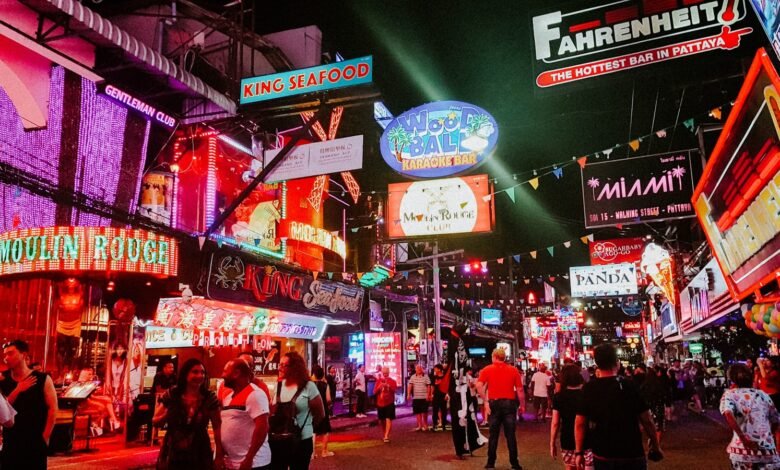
[374,366,397,443]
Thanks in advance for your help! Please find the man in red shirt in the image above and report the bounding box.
[477,348,525,470]
[374,366,397,443]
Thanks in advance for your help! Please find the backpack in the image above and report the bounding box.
[268,382,310,443]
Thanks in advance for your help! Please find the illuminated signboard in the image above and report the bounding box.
[240,56,373,104]
[102,84,176,127]
[581,335,593,346]
[282,221,346,259]
[693,49,780,301]
[386,174,495,239]
[264,135,364,184]
[205,254,364,324]
[582,151,697,229]
[590,238,645,265]
[750,0,780,60]
[365,332,402,381]
[570,263,638,297]
[0,226,178,277]
[642,243,676,303]
[153,297,327,341]
[532,0,752,88]
[680,258,737,332]
[480,308,502,326]
[379,101,498,178]
[145,326,251,349]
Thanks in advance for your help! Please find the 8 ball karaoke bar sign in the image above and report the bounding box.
[532,0,751,88]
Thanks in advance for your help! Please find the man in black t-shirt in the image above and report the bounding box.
[575,344,662,470]
[152,360,176,395]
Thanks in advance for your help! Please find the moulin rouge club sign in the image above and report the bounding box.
[204,254,364,324]
[240,56,373,104]
[379,101,498,178]
[0,226,178,277]
[693,49,780,300]
[386,174,495,238]
[581,151,697,229]
[532,0,752,88]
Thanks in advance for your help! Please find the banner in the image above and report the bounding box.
[204,253,365,324]
[264,135,364,183]
[693,49,780,300]
[750,0,780,60]
[139,172,175,226]
[589,237,645,265]
[240,56,373,104]
[581,151,696,229]
[570,263,639,297]
[532,0,751,88]
[379,101,498,178]
[387,174,495,239]
[679,258,737,333]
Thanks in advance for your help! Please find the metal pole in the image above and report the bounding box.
[433,242,441,354]
[342,207,347,272]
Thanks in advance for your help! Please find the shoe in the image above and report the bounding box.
[413,427,421,432]
[321,451,334,457]
[383,437,390,443]
[422,427,429,431]
[357,413,367,418]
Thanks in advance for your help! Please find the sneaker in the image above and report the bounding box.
[321,451,335,458]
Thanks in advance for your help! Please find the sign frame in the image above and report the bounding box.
[570,263,639,298]
[581,151,697,229]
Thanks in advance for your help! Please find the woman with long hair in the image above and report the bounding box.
[550,364,593,470]
[153,358,221,470]
[270,352,325,470]
[311,365,334,458]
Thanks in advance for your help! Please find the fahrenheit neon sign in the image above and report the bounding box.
[103,85,176,128]
[0,226,178,277]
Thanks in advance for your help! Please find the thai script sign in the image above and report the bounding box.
[386,174,495,238]
[102,84,176,127]
[0,226,177,277]
[240,56,373,104]
[581,151,696,229]
[570,263,639,297]
[693,49,780,300]
[532,0,751,88]
[205,254,364,324]
[263,135,364,183]
[379,101,498,178]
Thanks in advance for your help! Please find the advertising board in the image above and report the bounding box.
[532,0,752,88]
[365,332,402,381]
[386,174,494,239]
[582,151,697,229]
[570,263,639,297]
[749,0,780,60]
[480,308,502,326]
[379,101,498,178]
[263,135,364,183]
[693,49,780,301]
[589,237,645,265]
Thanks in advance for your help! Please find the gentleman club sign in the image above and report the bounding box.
[204,254,364,324]
[532,0,752,88]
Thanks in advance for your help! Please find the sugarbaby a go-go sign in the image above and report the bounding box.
[532,0,752,88]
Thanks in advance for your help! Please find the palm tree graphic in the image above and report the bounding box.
[387,125,411,163]
[671,166,686,190]
[467,114,491,136]
[587,177,600,199]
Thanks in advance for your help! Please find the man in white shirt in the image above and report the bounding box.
[354,365,367,418]
[219,359,270,470]
[531,363,552,422]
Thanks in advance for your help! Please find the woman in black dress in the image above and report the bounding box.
[311,365,334,458]
[153,358,222,470]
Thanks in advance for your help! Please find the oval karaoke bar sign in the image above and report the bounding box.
[380,101,498,178]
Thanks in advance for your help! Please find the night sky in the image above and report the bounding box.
[254,0,768,276]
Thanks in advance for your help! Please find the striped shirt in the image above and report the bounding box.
[409,374,431,399]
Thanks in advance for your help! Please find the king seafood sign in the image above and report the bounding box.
[204,254,364,324]
[532,0,752,88]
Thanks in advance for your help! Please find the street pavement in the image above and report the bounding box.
[49,409,733,469]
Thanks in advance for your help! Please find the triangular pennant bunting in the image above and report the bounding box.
[312,271,319,280]
[588,234,594,242]
[656,129,667,138]
[530,251,537,259]
[580,235,589,244]
[529,178,539,190]
[198,236,206,250]
[577,157,588,168]
[497,258,505,264]
[629,139,640,151]
[683,118,695,132]
[506,186,516,203]
[563,241,571,248]
[552,167,563,179]
[602,148,613,159]
[327,272,334,280]
[482,194,492,202]
[547,246,555,257]
[513,255,521,263]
